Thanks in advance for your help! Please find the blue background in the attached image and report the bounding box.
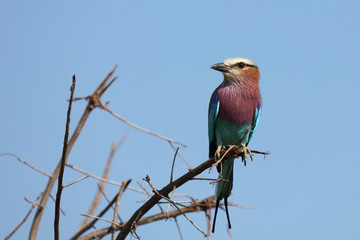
[1,0,360,239]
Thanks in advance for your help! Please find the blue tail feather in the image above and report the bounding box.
[212,158,234,232]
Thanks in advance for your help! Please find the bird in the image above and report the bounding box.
[208,57,262,233]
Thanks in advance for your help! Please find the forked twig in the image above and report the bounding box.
[30,66,119,240]
[79,134,128,230]
[5,192,43,240]
[79,195,251,240]
[144,176,207,236]
[116,145,268,240]
[71,192,120,240]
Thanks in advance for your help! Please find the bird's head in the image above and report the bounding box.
[211,57,259,84]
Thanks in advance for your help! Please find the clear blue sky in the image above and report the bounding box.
[1,0,360,239]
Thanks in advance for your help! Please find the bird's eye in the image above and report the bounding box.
[237,62,246,68]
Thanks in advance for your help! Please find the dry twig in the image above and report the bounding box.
[78,195,250,240]
[80,214,122,227]
[54,75,76,240]
[29,66,118,240]
[71,192,121,240]
[115,145,268,240]
[112,180,131,240]
[5,192,43,240]
[63,176,89,188]
[65,162,144,193]
[79,134,128,230]
[169,142,192,168]
[170,147,179,183]
[0,153,51,177]
[99,101,187,148]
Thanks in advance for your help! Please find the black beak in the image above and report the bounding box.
[211,63,230,73]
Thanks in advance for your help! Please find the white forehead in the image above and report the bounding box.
[223,57,257,67]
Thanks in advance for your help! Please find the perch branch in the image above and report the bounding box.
[78,195,250,240]
[116,145,268,240]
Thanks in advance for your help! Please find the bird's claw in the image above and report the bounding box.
[209,145,223,175]
[215,145,222,162]
[240,144,253,166]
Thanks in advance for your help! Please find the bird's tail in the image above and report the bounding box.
[212,158,234,233]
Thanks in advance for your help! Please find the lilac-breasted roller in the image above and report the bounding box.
[209,57,262,232]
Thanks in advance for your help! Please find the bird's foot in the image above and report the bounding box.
[215,145,222,162]
[209,145,223,175]
[240,144,253,166]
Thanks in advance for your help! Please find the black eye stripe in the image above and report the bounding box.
[234,63,253,68]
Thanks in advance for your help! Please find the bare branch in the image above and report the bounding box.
[169,142,192,169]
[30,66,119,240]
[80,214,121,227]
[54,75,76,240]
[63,176,89,188]
[79,134,128,230]
[95,184,123,223]
[71,192,121,240]
[174,217,183,240]
[99,101,187,148]
[49,195,66,216]
[0,153,51,177]
[5,192,43,240]
[65,162,144,193]
[112,180,131,240]
[78,195,250,240]
[170,147,179,183]
[116,145,268,240]
[144,176,188,208]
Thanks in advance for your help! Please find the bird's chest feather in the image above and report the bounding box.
[217,84,258,125]
[215,84,259,145]
[215,117,251,145]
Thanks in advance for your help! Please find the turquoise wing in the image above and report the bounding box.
[247,94,262,145]
[208,89,220,158]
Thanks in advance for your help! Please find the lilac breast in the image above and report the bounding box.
[217,83,260,126]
